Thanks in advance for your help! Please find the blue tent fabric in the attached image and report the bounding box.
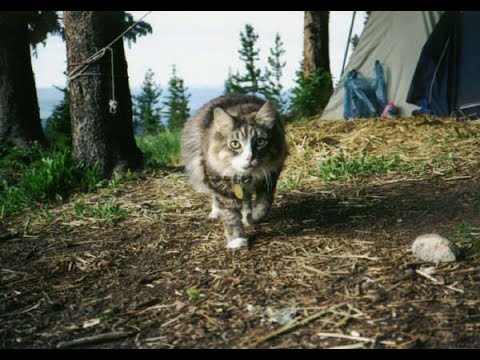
[407,11,480,118]
[343,61,387,119]
[406,11,460,116]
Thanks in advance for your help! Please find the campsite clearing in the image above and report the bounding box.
[1,117,480,348]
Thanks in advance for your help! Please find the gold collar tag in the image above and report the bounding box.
[232,184,243,200]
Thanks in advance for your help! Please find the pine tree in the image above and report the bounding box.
[263,33,287,113]
[351,11,371,51]
[163,66,191,131]
[225,24,264,95]
[44,87,71,149]
[133,69,163,135]
[224,68,238,94]
[351,34,360,50]
[289,64,332,119]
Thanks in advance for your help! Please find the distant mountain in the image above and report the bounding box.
[38,87,64,124]
[37,85,292,127]
[37,86,225,124]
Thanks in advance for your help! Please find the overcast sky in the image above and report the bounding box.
[32,11,366,90]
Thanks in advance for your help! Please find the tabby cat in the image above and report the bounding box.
[181,94,288,249]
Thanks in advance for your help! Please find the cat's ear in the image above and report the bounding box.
[255,101,277,129]
[213,107,235,133]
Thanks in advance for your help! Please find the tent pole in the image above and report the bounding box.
[341,11,357,76]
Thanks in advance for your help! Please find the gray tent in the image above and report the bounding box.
[321,11,443,120]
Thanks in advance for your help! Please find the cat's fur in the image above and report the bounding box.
[181,94,288,249]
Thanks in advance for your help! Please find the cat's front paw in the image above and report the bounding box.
[209,208,222,220]
[226,237,249,249]
[251,204,271,224]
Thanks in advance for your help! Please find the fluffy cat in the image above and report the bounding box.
[181,94,288,249]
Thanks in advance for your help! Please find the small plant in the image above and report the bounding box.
[278,174,303,191]
[101,309,118,322]
[41,204,53,220]
[74,199,86,216]
[90,199,127,227]
[23,217,31,236]
[455,223,480,256]
[187,286,201,301]
[315,151,407,181]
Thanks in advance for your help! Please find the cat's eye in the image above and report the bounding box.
[230,140,242,150]
[256,138,267,148]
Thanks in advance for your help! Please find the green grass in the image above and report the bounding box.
[0,129,181,219]
[136,130,181,166]
[0,147,101,218]
[314,151,408,181]
[455,223,480,256]
[278,174,303,191]
[74,198,127,227]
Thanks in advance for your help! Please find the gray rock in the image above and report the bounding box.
[412,233,460,264]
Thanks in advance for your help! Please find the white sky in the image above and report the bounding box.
[32,11,366,90]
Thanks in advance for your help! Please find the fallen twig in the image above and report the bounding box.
[0,301,41,318]
[246,303,345,348]
[0,231,20,242]
[316,332,395,346]
[56,331,134,349]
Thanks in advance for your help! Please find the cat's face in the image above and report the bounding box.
[207,102,282,176]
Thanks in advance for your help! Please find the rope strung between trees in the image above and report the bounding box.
[66,11,153,114]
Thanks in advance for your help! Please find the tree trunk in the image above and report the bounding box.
[303,11,332,79]
[0,13,47,148]
[63,11,143,178]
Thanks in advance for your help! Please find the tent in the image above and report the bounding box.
[321,11,443,120]
[407,11,480,118]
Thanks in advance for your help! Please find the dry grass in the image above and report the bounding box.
[1,117,480,348]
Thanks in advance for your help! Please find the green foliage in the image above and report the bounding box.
[19,151,100,201]
[315,151,407,181]
[122,12,153,48]
[27,11,62,57]
[455,224,480,256]
[90,199,127,227]
[74,198,127,227]
[163,66,191,131]
[263,33,287,113]
[289,67,333,119]
[278,174,303,191]
[101,308,119,322]
[351,34,360,51]
[133,69,164,135]
[187,286,201,301]
[0,147,101,218]
[44,87,71,149]
[136,130,181,166]
[225,24,264,95]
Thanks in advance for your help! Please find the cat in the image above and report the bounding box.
[181,94,288,249]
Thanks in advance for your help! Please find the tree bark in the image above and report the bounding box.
[303,11,332,78]
[0,13,47,148]
[63,11,143,178]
